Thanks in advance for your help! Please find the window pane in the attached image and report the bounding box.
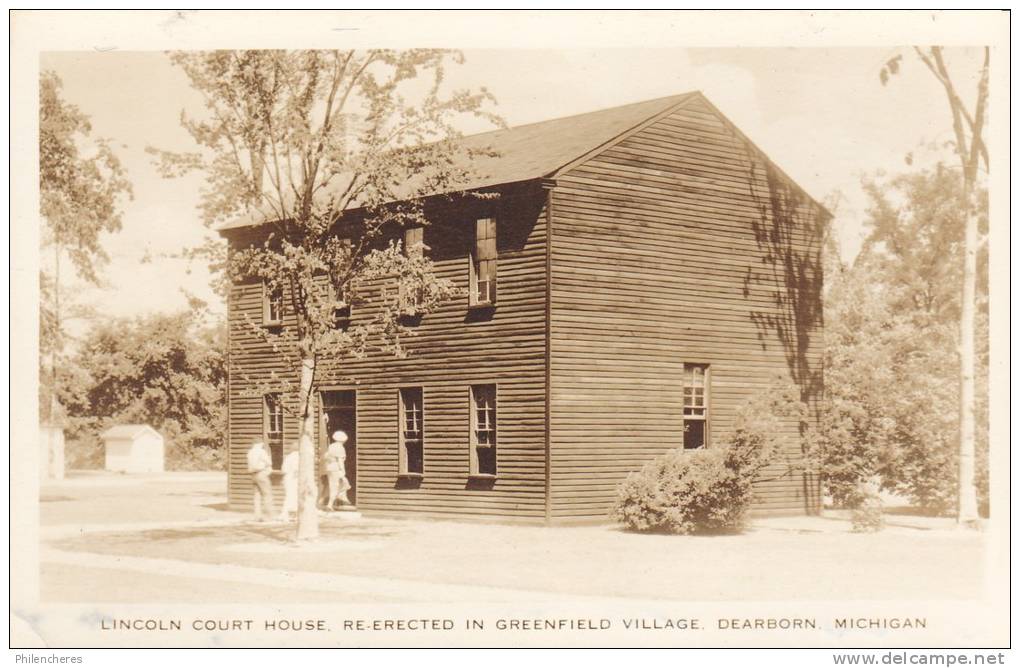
[269,443,283,470]
[684,420,705,450]
[406,441,423,474]
[476,445,496,475]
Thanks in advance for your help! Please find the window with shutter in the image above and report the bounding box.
[470,217,497,306]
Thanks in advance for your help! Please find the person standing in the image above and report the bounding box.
[246,439,276,521]
[278,442,299,522]
[324,430,351,511]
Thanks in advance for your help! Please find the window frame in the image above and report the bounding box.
[469,383,498,478]
[682,363,710,450]
[262,282,283,326]
[469,217,497,307]
[263,392,285,471]
[398,386,425,478]
[399,226,426,319]
[329,284,352,331]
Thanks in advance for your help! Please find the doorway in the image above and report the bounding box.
[320,390,357,506]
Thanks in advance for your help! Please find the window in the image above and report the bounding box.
[264,393,284,470]
[332,287,352,331]
[404,226,424,258]
[398,387,424,476]
[682,364,709,449]
[470,384,497,476]
[400,226,425,317]
[263,283,283,326]
[470,217,497,306]
[332,238,353,330]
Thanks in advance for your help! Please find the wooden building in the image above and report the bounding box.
[218,92,828,523]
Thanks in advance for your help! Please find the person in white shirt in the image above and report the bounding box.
[278,442,299,522]
[245,439,276,521]
[324,431,351,511]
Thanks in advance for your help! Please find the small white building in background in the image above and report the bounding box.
[102,424,165,473]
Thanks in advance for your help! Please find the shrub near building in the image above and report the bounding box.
[613,384,808,535]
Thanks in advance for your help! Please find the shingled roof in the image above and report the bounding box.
[216,93,699,231]
[217,91,824,231]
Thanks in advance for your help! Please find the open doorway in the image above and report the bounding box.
[320,390,357,506]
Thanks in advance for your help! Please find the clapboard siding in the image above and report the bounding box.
[548,96,825,521]
[225,183,550,520]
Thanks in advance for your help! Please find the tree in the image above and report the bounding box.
[816,168,989,513]
[59,309,227,470]
[39,70,132,421]
[881,47,989,525]
[153,50,500,540]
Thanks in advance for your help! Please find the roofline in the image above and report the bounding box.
[216,90,831,232]
[690,93,832,219]
[549,92,700,179]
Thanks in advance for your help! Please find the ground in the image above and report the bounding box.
[38,471,985,604]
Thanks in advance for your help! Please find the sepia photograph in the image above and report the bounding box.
[9,9,1010,653]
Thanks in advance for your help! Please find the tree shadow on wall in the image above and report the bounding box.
[741,149,828,511]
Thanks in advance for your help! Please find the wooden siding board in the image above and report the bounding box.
[548,97,824,521]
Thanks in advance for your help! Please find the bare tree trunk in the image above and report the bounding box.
[957,186,979,525]
[295,357,319,540]
[50,243,61,425]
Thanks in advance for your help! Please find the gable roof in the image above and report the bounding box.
[101,424,162,441]
[217,91,826,231]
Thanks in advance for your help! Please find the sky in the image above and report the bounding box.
[39,46,985,334]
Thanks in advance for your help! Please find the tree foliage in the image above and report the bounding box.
[817,167,990,514]
[58,311,227,471]
[39,70,133,422]
[40,70,133,283]
[154,49,501,539]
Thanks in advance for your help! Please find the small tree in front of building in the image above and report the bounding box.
[153,49,500,540]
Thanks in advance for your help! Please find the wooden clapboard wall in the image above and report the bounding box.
[225,182,550,520]
[548,95,826,521]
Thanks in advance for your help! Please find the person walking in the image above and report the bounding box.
[324,430,351,511]
[245,439,276,521]
[278,442,299,522]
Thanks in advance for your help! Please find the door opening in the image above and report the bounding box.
[320,390,357,506]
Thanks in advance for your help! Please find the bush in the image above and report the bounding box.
[612,448,749,534]
[849,480,885,533]
[64,435,104,470]
[165,441,225,471]
[612,384,799,535]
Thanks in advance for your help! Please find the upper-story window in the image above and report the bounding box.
[470,217,497,306]
[263,283,283,326]
[400,226,426,321]
[332,237,353,330]
[404,226,424,258]
[682,363,709,449]
[332,287,352,331]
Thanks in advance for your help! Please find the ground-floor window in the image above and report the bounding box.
[683,363,709,449]
[263,393,284,469]
[470,384,497,476]
[399,387,424,476]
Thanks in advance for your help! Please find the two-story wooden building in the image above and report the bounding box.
[218,91,827,523]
